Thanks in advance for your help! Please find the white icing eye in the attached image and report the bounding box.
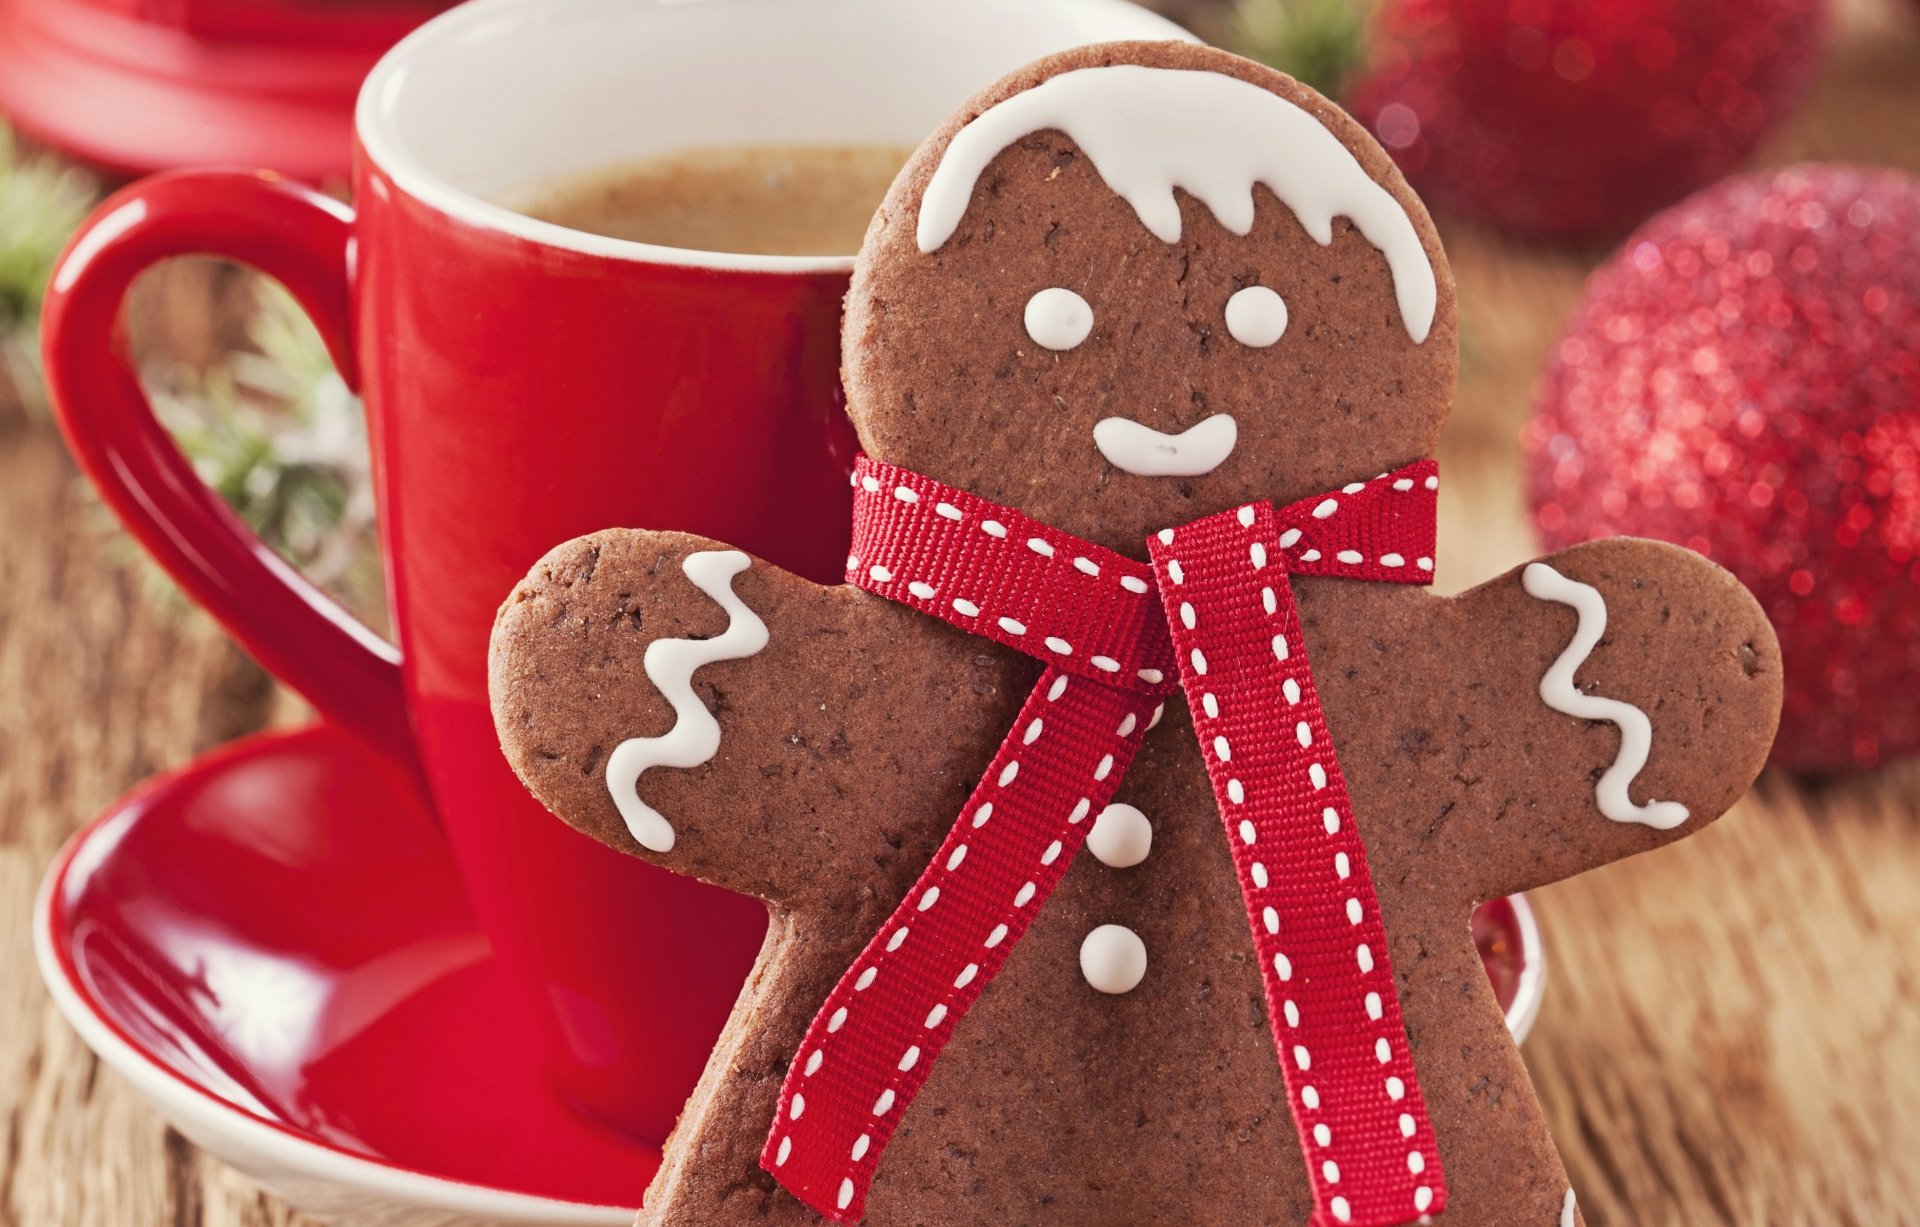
[1225,285,1289,348]
[1025,287,1094,351]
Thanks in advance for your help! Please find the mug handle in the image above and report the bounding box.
[42,169,425,790]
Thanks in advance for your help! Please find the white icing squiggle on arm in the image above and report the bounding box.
[1522,562,1690,831]
[605,550,769,853]
[1562,1189,1577,1227]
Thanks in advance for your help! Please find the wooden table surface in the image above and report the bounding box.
[3,3,1919,1224]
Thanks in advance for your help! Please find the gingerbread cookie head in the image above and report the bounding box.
[844,40,1457,553]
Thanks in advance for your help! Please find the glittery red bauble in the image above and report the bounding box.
[1526,166,1920,772]
[1349,0,1829,240]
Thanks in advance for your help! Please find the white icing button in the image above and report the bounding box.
[1086,803,1153,868]
[1080,924,1148,994]
[1225,285,1289,347]
[1024,286,1094,351]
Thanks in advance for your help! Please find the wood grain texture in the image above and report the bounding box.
[0,426,289,1227]
[3,2,1919,1222]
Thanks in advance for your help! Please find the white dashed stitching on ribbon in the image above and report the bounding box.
[1158,491,1436,1222]
[852,474,1168,680]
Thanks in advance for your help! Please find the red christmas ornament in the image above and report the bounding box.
[1526,166,1920,772]
[1348,0,1830,240]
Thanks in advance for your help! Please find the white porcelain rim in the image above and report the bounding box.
[354,0,1190,275]
[1506,892,1548,1046]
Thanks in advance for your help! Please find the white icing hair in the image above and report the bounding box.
[916,64,1439,344]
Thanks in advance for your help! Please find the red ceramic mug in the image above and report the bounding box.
[42,0,1186,1144]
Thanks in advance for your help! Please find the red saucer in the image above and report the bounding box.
[35,722,1542,1220]
[0,0,449,182]
[38,723,652,1218]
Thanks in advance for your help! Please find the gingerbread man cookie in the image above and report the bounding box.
[490,41,1781,1227]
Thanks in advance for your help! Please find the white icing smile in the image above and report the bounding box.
[1093,413,1237,477]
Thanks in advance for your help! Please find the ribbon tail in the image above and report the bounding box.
[762,666,1159,1222]
[1151,506,1448,1227]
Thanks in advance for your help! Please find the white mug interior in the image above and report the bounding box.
[357,0,1192,272]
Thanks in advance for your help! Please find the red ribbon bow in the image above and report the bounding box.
[761,457,1448,1226]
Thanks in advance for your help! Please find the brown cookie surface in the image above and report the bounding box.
[490,39,1782,1227]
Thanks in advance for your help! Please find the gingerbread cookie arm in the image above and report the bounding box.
[489,529,1017,909]
[1433,537,1782,902]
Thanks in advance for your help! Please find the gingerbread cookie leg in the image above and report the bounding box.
[1387,889,1577,1226]
[631,912,858,1226]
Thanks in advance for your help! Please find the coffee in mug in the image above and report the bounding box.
[507,144,915,256]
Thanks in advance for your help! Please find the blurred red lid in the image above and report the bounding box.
[0,0,454,183]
